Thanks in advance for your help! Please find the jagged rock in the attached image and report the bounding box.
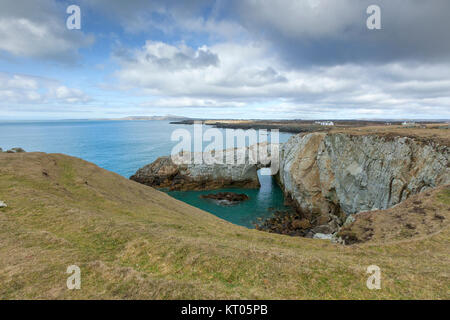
[0,201,7,208]
[200,192,249,205]
[291,218,311,230]
[130,155,260,190]
[132,132,449,234]
[6,147,25,153]
[279,133,449,222]
[344,214,356,226]
[255,210,310,237]
[304,231,315,238]
[313,233,333,240]
[130,143,278,191]
[311,224,333,234]
[331,233,345,244]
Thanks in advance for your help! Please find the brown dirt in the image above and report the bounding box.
[338,185,450,244]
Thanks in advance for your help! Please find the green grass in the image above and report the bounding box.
[0,152,449,299]
[437,188,450,205]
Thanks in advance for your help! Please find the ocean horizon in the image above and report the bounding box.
[0,119,293,228]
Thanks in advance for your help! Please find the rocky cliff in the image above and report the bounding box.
[279,132,449,233]
[130,143,278,190]
[130,155,260,190]
[131,132,449,234]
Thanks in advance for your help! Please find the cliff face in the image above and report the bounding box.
[130,155,260,190]
[131,132,449,234]
[279,132,449,232]
[130,144,278,190]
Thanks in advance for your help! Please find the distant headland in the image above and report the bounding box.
[94,115,191,121]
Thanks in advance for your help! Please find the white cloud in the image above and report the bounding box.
[110,40,450,119]
[47,86,90,104]
[0,0,94,62]
[1,0,449,119]
[142,97,246,109]
[0,72,90,105]
[114,41,292,96]
[82,0,450,65]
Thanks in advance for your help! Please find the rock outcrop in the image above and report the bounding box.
[1,147,25,153]
[200,192,249,206]
[131,132,449,235]
[130,143,278,191]
[130,156,260,190]
[279,133,449,233]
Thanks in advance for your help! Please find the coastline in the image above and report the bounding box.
[130,124,450,242]
[169,119,447,133]
[1,150,448,299]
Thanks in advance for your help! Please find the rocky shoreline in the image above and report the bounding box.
[130,155,261,191]
[255,210,313,237]
[130,132,449,240]
[255,207,356,242]
[129,143,277,191]
[169,119,406,133]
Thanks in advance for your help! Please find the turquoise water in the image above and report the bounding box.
[0,120,293,228]
[168,169,291,228]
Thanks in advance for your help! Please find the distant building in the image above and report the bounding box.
[315,121,334,126]
[402,121,416,126]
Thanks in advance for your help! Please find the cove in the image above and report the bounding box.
[166,169,291,228]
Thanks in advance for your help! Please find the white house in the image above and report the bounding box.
[315,121,334,126]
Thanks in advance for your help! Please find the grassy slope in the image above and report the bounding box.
[338,186,450,244]
[0,152,449,299]
[331,124,450,147]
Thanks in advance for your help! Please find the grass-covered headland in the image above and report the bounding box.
[0,152,448,299]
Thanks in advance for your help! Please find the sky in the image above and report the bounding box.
[0,0,450,120]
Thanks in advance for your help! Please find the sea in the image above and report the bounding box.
[0,120,293,228]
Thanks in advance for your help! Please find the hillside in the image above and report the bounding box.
[0,152,449,299]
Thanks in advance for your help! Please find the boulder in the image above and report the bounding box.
[291,218,311,230]
[0,201,7,208]
[6,147,25,153]
[313,233,333,240]
[343,214,356,227]
[200,192,249,205]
